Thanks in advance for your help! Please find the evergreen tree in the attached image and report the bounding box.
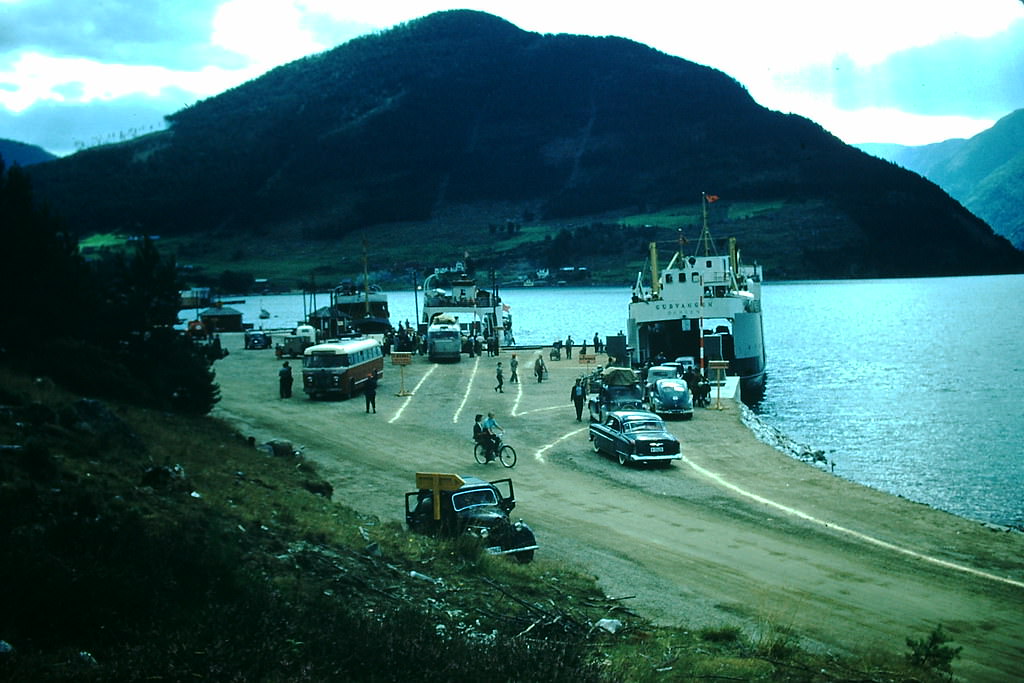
[0,156,219,414]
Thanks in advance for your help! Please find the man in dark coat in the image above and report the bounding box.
[570,378,586,421]
[279,361,293,398]
[364,371,378,413]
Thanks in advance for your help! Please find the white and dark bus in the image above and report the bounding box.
[426,321,463,362]
[302,337,383,399]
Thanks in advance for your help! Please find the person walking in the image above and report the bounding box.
[534,355,546,383]
[509,354,519,383]
[565,335,574,359]
[494,362,504,393]
[278,361,293,398]
[570,378,587,421]
[364,371,378,413]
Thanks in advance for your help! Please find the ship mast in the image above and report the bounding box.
[361,238,370,316]
[698,191,717,257]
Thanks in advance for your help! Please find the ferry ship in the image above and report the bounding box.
[308,279,391,341]
[421,266,513,347]
[626,194,766,400]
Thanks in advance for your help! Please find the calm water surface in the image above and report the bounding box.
[218,275,1024,528]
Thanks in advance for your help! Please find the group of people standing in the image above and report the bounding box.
[494,352,548,391]
[551,333,604,360]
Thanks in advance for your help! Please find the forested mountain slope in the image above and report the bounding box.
[27,10,1023,280]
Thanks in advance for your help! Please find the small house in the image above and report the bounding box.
[199,306,243,332]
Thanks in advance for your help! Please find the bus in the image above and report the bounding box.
[302,336,384,399]
[426,321,463,362]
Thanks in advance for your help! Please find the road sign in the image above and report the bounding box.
[415,472,466,520]
[391,352,413,395]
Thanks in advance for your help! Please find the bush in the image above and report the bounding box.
[905,624,962,676]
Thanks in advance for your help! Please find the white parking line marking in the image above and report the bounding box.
[511,376,524,416]
[452,355,481,424]
[387,364,438,424]
[681,456,1024,589]
[516,404,565,417]
[534,426,589,463]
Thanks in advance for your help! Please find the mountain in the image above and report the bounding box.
[858,109,1024,249]
[0,138,58,166]
[26,10,1024,281]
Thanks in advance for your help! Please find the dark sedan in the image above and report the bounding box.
[588,410,681,466]
[647,378,694,419]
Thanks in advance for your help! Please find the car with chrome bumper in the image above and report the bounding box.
[646,378,694,419]
[589,410,681,466]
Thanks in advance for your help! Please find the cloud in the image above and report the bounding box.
[0,51,252,114]
[0,0,237,69]
[782,18,1024,119]
[2,0,1021,153]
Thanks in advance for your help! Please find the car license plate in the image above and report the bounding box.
[649,445,663,453]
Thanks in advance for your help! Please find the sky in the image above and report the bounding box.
[2,0,1023,157]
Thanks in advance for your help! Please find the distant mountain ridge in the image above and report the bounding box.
[858,109,1024,249]
[25,10,1024,280]
[0,138,57,166]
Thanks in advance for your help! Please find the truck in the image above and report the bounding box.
[277,324,318,358]
[587,366,645,423]
[405,473,537,563]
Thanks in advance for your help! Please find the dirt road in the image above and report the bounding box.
[213,337,1024,680]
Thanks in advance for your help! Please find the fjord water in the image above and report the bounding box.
[236,275,1023,528]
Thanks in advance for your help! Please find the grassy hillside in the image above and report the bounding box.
[0,363,961,681]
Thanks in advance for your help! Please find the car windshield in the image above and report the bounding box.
[659,382,689,394]
[431,330,460,340]
[624,419,664,432]
[451,488,498,511]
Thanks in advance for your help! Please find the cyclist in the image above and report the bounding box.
[481,411,503,461]
[473,414,487,450]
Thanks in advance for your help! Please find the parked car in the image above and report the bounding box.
[244,330,271,349]
[588,410,681,466]
[644,365,680,395]
[404,473,537,563]
[647,378,694,419]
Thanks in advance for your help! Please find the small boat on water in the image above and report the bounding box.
[626,193,766,400]
[422,265,513,347]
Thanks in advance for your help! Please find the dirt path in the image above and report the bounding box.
[213,337,1024,681]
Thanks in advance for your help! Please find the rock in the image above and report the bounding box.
[596,618,622,633]
[140,464,189,490]
[301,478,333,498]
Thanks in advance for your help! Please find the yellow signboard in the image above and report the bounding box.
[415,472,465,520]
[391,352,413,366]
[415,472,465,491]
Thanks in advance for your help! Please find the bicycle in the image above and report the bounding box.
[474,432,517,468]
